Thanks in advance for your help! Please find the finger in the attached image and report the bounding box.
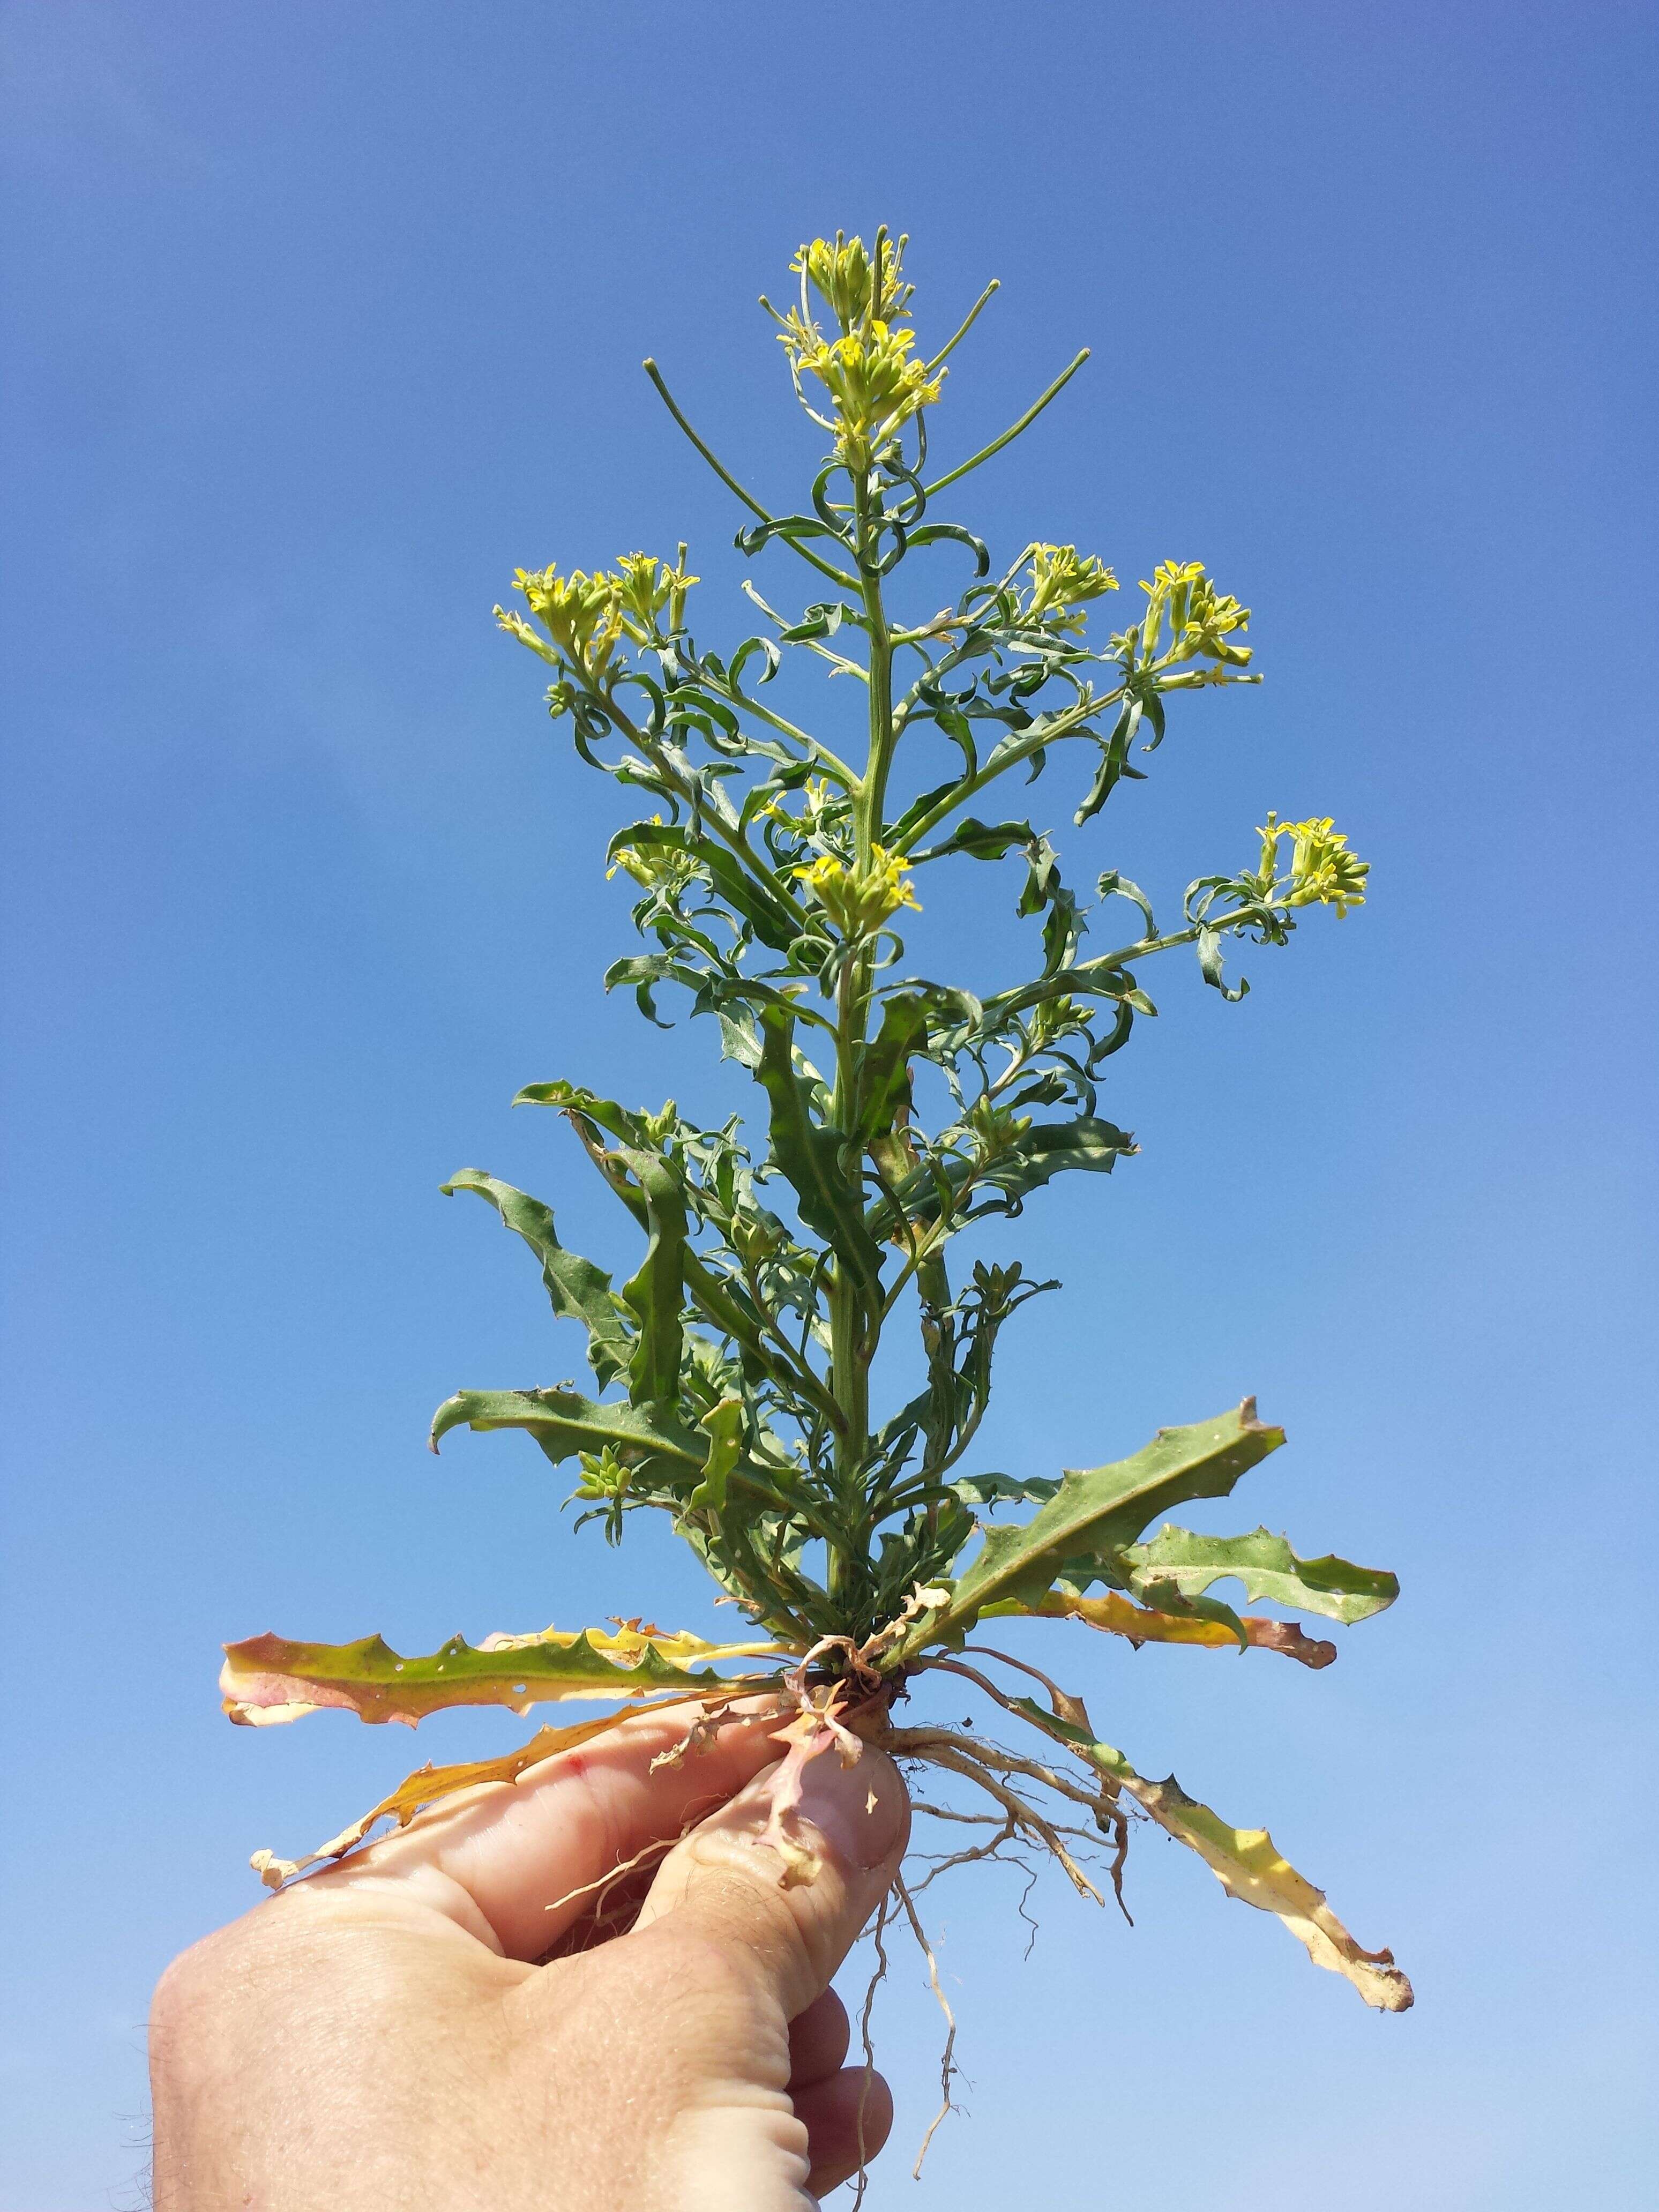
[787,1986,850,2087]
[627,1736,909,2022]
[311,1697,793,1960]
[794,2066,894,2197]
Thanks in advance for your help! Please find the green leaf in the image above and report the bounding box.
[756,1006,885,1301]
[972,1116,1134,1208]
[429,1385,706,1481]
[718,1010,764,1067]
[614,1145,687,1409]
[1008,1698,1414,2012]
[441,1169,632,1391]
[951,1471,1062,1509]
[513,1079,646,1157]
[868,1115,1134,1240]
[689,1395,744,1514]
[221,1622,785,1727]
[890,1400,1283,1657]
[1121,1525,1400,1625]
[911,816,1034,864]
[855,993,926,1144]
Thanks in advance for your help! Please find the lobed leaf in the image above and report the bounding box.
[248,1709,648,1888]
[1011,1700,1413,2012]
[756,1007,885,1301]
[890,1400,1282,1658]
[1121,1523,1399,1625]
[613,1145,688,1409]
[441,1169,632,1389]
[854,992,927,1145]
[429,1385,706,1478]
[221,1621,787,1727]
[690,1396,745,1514]
[987,1587,1336,1668]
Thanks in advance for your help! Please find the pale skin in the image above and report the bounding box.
[149,1702,910,2210]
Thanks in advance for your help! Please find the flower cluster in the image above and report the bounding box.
[794,844,922,937]
[1256,812,1370,915]
[793,230,914,332]
[607,815,705,898]
[496,550,698,689]
[1025,543,1119,632]
[767,232,944,467]
[1140,559,1254,668]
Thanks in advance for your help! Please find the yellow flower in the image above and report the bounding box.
[789,321,944,466]
[607,815,703,895]
[795,845,922,936]
[1027,544,1119,632]
[1257,812,1369,916]
[1140,560,1253,667]
[497,549,698,683]
[612,548,698,637]
[790,231,914,333]
[502,564,624,676]
[766,237,938,465]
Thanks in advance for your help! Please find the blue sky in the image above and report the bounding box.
[2,2,1655,2204]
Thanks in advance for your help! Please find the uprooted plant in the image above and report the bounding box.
[225,228,1410,2140]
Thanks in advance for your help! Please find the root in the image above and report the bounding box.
[914,1740,1101,1903]
[887,1720,1111,1818]
[1015,1857,1042,1957]
[850,1892,892,2212]
[885,1716,1138,1925]
[894,1870,961,2179]
[959,1642,1091,1729]
[541,1833,678,1924]
[906,1809,1019,1897]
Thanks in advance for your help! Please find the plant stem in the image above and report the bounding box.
[921,349,1091,498]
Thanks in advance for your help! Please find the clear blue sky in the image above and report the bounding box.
[2,3,1655,2205]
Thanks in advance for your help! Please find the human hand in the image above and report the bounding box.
[149,1701,910,2209]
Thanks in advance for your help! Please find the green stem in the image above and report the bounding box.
[981,911,1277,1024]
[925,279,1000,374]
[699,669,862,791]
[821,469,908,1608]
[922,349,1091,498]
[890,689,1113,851]
[642,358,858,590]
[595,689,804,914]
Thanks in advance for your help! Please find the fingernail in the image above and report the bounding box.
[793,1748,907,1872]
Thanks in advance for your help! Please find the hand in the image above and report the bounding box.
[149,1701,910,2209]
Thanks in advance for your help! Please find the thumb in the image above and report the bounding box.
[626,1734,910,2023]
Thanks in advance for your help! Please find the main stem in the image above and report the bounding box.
[826,464,895,1613]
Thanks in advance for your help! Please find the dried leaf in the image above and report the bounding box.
[1011,1699,1413,2012]
[248,1709,645,1889]
[221,1622,786,1727]
[991,1588,1335,1669]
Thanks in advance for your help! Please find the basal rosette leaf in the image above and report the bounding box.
[889,1400,1282,1660]
[987,1587,1336,1669]
[1011,1700,1413,2012]
[221,1621,787,1726]
[1120,1523,1399,1625]
[248,1709,649,1888]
